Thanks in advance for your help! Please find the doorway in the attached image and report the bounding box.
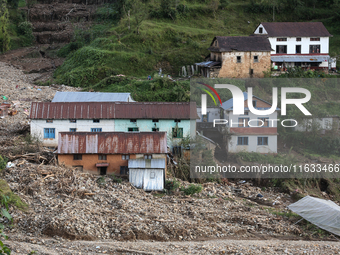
[99,167,107,175]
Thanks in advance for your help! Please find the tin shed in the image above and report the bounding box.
[128,159,166,191]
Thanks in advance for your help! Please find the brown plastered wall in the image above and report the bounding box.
[58,154,167,175]
[218,51,271,78]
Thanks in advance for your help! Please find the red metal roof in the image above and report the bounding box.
[30,102,197,119]
[57,132,168,154]
[260,22,332,37]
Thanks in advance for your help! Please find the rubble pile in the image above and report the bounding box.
[4,160,302,242]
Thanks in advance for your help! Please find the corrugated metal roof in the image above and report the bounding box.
[271,55,329,62]
[57,132,168,154]
[195,61,221,68]
[30,102,197,119]
[128,159,166,169]
[52,92,135,102]
[261,22,332,37]
[222,92,280,110]
[208,36,272,52]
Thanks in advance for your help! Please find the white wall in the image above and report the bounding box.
[226,110,278,127]
[30,119,115,147]
[228,135,277,153]
[269,37,329,55]
[294,117,338,132]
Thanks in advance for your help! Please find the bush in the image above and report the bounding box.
[182,184,203,195]
[165,179,180,193]
[0,156,7,171]
[17,21,34,46]
[110,174,122,183]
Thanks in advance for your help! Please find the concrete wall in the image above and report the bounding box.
[58,153,166,175]
[31,119,115,147]
[31,118,196,147]
[58,154,136,175]
[268,37,329,55]
[218,51,271,78]
[228,135,277,153]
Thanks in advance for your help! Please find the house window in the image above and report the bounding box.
[93,119,100,123]
[310,38,320,41]
[296,45,301,54]
[237,137,248,145]
[120,166,129,175]
[44,128,55,138]
[238,118,249,127]
[73,154,82,160]
[128,127,139,131]
[152,128,159,132]
[174,119,181,123]
[310,45,320,53]
[254,56,258,63]
[144,154,152,159]
[258,118,269,127]
[152,119,159,122]
[130,119,137,123]
[122,155,130,160]
[236,56,241,63]
[69,119,76,123]
[276,38,287,41]
[91,128,102,132]
[46,120,53,123]
[296,38,301,41]
[98,154,107,160]
[259,27,263,33]
[69,128,77,132]
[252,100,257,107]
[172,127,183,138]
[276,45,287,54]
[258,137,268,145]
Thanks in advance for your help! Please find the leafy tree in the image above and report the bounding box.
[131,0,148,34]
[0,0,10,53]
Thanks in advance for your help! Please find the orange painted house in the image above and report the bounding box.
[57,132,168,175]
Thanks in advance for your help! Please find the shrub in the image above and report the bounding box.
[165,179,180,193]
[110,174,122,183]
[182,184,203,195]
[17,21,34,46]
[0,156,7,171]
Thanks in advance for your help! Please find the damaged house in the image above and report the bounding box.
[57,131,167,177]
[196,36,272,78]
[29,101,197,148]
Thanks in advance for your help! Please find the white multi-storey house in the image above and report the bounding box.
[253,22,334,70]
[221,92,279,153]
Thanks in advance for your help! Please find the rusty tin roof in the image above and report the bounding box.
[30,102,197,119]
[57,132,168,154]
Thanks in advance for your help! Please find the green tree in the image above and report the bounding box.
[131,0,148,34]
[0,0,10,53]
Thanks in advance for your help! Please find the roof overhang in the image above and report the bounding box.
[195,61,221,68]
[272,55,330,62]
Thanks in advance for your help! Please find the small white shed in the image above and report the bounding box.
[128,159,165,191]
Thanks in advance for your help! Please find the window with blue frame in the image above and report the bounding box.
[238,118,249,127]
[258,137,268,145]
[91,128,102,132]
[237,137,248,145]
[44,128,55,138]
[70,128,76,132]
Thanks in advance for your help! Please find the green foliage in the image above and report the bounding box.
[0,0,10,53]
[110,174,122,183]
[0,180,28,211]
[165,179,180,193]
[0,157,7,171]
[17,21,34,46]
[233,151,297,165]
[96,176,106,186]
[181,183,203,195]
